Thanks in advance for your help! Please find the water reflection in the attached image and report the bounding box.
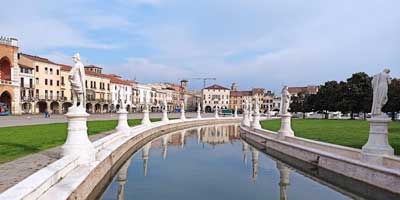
[102,124,352,200]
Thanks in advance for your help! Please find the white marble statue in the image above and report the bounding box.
[254,97,260,114]
[69,53,86,109]
[280,86,290,115]
[118,87,126,110]
[163,98,168,111]
[371,69,391,117]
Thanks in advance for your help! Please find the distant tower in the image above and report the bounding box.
[231,83,238,91]
[180,79,188,92]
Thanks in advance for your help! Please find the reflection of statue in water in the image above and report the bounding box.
[69,53,86,109]
[280,86,290,115]
[371,69,391,117]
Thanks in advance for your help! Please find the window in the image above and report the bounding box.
[56,69,59,75]
[108,84,110,90]
[36,78,39,84]
[36,66,39,72]
[85,80,88,88]
[45,79,48,85]
[56,91,59,98]
[20,68,23,73]
[57,80,59,86]
[45,67,48,74]
[50,80,53,86]
[20,77,24,87]
[61,77,64,85]
[50,68,53,74]
[61,91,64,97]
[29,79,33,88]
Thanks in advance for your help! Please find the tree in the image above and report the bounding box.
[383,78,400,120]
[313,81,343,119]
[343,72,372,119]
[289,92,306,118]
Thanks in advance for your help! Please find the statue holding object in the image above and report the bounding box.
[69,53,86,110]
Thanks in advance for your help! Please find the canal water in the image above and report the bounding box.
[100,124,354,200]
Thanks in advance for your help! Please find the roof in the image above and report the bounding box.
[19,53,56,65]
[107,75,132,86]
[18,62,34,69]
[230,91,252,97]
[204,84,229,90]
[84,65,102,69]
[60,64,109,79]
[288,86,319,95]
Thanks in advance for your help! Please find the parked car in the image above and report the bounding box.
[219,109,233,116]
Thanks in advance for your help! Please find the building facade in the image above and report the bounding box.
[202,84,230,112]
[0,37,21,114]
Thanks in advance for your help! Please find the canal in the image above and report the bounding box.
[99,124,394,200]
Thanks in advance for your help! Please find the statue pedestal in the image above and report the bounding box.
[362,117,394,165]
[215,110,219,119]
[197,110,202,119]
[251,112,261,130]
[116,109,130,134]
[62,107,95,165]
[242,111,251,127]
[180,111,186,121]
[161,110,169,122]
[141,110,151,126]
[278,114,294,139]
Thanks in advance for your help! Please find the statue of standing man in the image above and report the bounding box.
[69,53,86,110]
[371,69,391,117]
[280,86,290,115]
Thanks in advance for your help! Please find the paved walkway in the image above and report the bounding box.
[0,112,214,127]
[0,130,115,192]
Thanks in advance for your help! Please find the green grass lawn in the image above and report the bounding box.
[260,119,400,155]
[0,118,160,164]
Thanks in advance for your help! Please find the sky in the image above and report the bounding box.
[1,0,399,92]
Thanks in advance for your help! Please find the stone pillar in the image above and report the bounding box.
[117,157,132,200]
[116,109,130,134]
[162,135,169,160]
[251,147,259,183]
[251,111,261,130]
[142,142,151,176]
[277,161,291,200]
[278,114,294,139]
[161,109,169,122]
[361,117,394,164]
[180,106,186,120]
[234,105,238,118]
[62,107,95,164]
[141,104,151,126]
[214,107,219,119]
[241,109,251,127]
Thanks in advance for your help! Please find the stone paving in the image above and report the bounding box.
[0,112,214,127]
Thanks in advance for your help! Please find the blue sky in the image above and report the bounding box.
[2,0,399,92]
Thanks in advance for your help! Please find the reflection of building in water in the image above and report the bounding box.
[201,125,240,145]
[117,157,132,200]
[251,147,259,183]
[277,161,291,200]
[142,142,151,176]
[242,140,248,164]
